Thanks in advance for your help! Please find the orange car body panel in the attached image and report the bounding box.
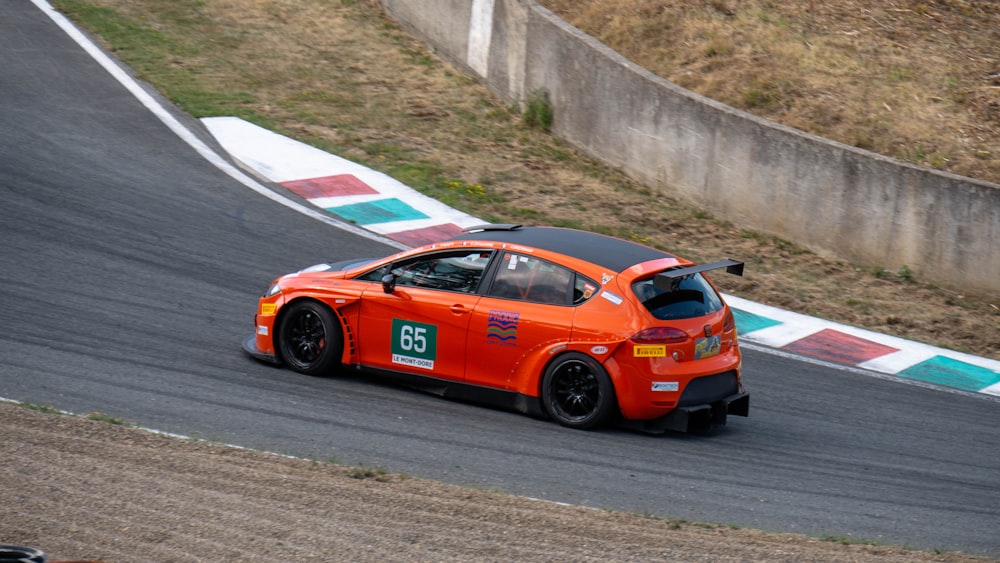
[249,229,745,426]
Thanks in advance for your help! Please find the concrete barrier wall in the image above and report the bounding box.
[380,0,1000,295]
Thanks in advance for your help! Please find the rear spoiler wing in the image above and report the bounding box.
[654,259,744,291]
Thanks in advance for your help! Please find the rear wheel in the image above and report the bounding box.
[541,352,617,429]
[277,301,343,375]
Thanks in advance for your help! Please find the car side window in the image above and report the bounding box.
[572,276,600,305]
[360,250,492,293]
[487,253,578,305]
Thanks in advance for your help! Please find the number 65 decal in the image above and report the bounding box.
[399,324,427,353]
[391,319,437,370]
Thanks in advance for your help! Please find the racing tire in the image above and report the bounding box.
[277,301,343,376]
[541,352,617,429]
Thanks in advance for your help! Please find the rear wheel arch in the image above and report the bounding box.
[539,351,619,429]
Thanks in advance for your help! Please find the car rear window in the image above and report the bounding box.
[631,271,724,320]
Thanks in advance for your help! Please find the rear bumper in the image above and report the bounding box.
[242,335,280,364]
[630,391,749,434]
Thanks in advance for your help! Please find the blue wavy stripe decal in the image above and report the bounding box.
[487,310,519,343]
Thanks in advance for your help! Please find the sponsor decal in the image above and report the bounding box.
[600,291,623,305]
[487,309,519,346]
[582,283,597,299]
[260,303,277,315]
[601,273,613,285]
[257,325,268,336]
[590,345,609,355]
[391,319,437,370]
[652,381,679,392]
[694,335,721,359]
[634,344,666,357]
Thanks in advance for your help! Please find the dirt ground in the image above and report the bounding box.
[2,402,994,562]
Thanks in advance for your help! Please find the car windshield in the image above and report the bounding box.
[631,271,724,320]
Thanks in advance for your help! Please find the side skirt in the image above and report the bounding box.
[350,365,547,419]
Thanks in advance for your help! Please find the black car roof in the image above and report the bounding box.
[451,225,673,272]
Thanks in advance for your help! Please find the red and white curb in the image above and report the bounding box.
[202,117,482,247]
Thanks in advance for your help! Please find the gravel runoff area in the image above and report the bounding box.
[1,402,994,562]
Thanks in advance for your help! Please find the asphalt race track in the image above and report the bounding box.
[1,2,998,556]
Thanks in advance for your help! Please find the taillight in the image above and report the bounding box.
[723,309,736,333]
[630,327,688,344]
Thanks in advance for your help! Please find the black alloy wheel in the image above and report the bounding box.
[541,352,617,429]
[277,301,343,375]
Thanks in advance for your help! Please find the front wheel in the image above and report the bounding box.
[541,352,617,429]
[277,301,343,375]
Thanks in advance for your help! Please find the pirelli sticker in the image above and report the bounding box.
[633,344,666,358]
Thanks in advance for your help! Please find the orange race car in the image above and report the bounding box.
[243,224,748,433]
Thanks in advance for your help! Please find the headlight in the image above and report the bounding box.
[265,282,282,297]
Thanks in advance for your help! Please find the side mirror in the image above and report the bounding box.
[381,273,397,293]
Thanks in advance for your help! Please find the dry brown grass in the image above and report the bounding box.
[56,0,999,360]
[541,0,1000,181]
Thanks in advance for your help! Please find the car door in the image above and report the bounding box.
[464,251,583,389]
[356,249,491,381]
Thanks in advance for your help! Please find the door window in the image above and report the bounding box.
[487,253,576,305]
[358,250,492,294]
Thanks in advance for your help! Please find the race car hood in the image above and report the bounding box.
[295,257,379,274]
